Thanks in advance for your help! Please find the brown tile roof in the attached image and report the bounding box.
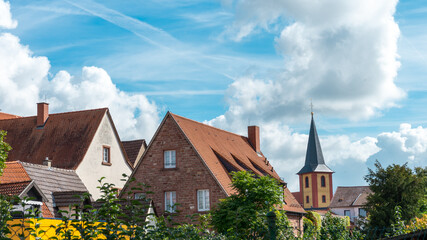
[122,139,146,167]
[283,188,306,213]
[169,113,305,214]
[0,108,107,169]
[329,186,372,208]
[0,181,31,196]
[0,112,21,120]
[291,191,303,205]
[20,162,89,218]
[0,161,31,183]
[52,191,90,207]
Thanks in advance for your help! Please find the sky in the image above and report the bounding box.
[0,0,426,192]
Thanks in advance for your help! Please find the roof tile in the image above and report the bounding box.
[169,113,305,214]
[0,108,107,169]
[329,186,372,208]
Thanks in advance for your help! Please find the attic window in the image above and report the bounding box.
[249,160,268,176]
[102,146,111,166]
[338,199,343,202]
[232,155,251,171]
[164,150,176,168]
[213,150,237,174]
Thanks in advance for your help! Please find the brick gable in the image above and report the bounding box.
[127,114,227,222]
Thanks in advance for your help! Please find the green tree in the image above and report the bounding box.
[210,171,294,239]
[319,212,350,240]
[0,130,11,176]
[0,130,12,238]
[364,161,427,230]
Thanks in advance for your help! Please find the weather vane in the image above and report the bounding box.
[310,99,314,116]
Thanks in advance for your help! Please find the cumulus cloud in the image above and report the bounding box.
[0,0,17,29]
[259,121,380,191]
[0,2,159,140]
[368,123,427,168]
[208,0,407,190]
[46,68,159,140]
[213,0,404,127]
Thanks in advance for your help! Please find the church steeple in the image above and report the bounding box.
[297,113,334,210]
[297,114,333,174]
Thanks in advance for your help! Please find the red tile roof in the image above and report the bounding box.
[291,191,303,205]
[122,139,146,167]
[0,161,31,183]
[41,202,54,218]
[0,181,31,196]
[169,113,305,214]
[0,108,107,169]
[0,112,21,120]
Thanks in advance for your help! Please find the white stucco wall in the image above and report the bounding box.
[330,206,365,223]
[76,114,132,200]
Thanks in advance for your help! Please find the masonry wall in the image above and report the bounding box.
[287,214,304,236]
[127,115,227,223]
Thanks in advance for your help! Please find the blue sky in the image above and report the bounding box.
[1,0,426,191]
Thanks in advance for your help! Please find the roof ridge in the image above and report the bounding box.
[48,107,108,116]
[20,161,77,172]
[170,113,249,139]
[0,107,108,122]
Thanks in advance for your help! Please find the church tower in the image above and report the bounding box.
[297,113,334,209]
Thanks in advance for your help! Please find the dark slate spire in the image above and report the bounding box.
[297,113,333,174]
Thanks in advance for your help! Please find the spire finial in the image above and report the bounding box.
[310,99,314,116]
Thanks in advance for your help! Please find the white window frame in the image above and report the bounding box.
[197,189,210,211]
[359,208,367,217]
[344,210,351,217]
[165,191,176,213]
[103,146,110,164]
[134,193,145,199]
[164,150,176,168]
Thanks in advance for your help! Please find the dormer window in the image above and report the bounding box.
[102,146,111,165]
[164,150,176,168]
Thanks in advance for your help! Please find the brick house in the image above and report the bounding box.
[122,112,305,230]
[0,103,133,199]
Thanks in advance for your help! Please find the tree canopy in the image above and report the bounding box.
[364,160,427,230]
[210,171,293,239]
[0,130,11,176]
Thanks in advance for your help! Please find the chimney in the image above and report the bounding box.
[43,157,52,169]
[37,102,49,127]
[248,126,260,153]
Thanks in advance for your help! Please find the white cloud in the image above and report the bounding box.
[368,123,427,168]
[258,121,380,191]
[206,0,407,190]
[46,67,159,140]
[0,1,159,141]
[0,0,17,29]
[213,0,404,126]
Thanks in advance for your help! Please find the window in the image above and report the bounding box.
[134,193,145,199]
[305,176,309,188]
[359,208,367,217]
[344,210,351,217]
[322,195,326,203]
[164,150,176,168]
[102,146,111,165]
[306,196,309,203]
[321,176,326,187]
[197,189,210,211]
[165,191,176,213]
